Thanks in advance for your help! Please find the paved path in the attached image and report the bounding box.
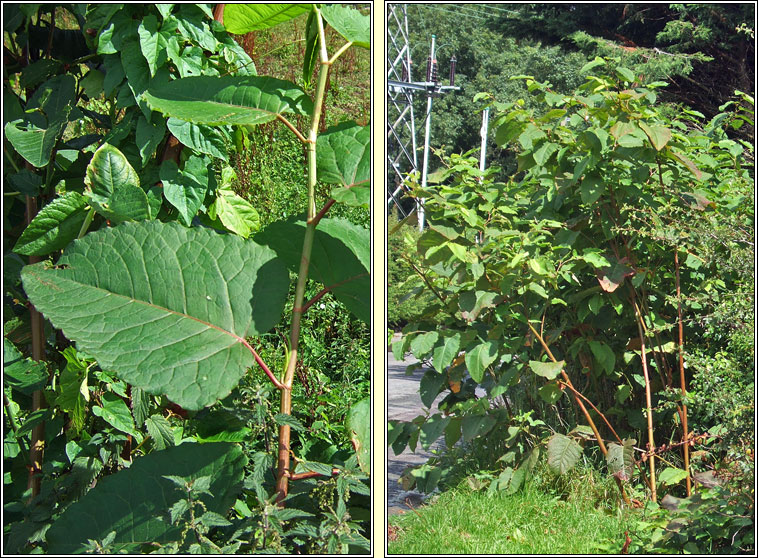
[386,336,446,515]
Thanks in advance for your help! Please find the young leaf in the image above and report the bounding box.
[46,443,246,554]
[144,76,313,126]
[210,184,260,239]
[528,360,564,380]
[222,4,313,33]
[465,341,498,383]
[658,467,689,486]
[302,9,319,87]
[21,221,289,410]
[13,191,89,256]
[85,143,152,223]
[547,433,582,475]
[321,5,370,49]
[346,397,370,475]
[166,117,228,162]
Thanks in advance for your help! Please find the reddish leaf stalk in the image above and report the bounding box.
[632,298,657,502]
[675,250,692,496]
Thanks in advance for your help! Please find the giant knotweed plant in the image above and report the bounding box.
[5,4,369,553]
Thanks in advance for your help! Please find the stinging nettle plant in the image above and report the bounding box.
[5,3,369,553]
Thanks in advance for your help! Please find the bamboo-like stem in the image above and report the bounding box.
[674,250,691,496]
[528,322,631,505]
[632,298,657,502]
[275,8,330,506]
[25,194,47,501]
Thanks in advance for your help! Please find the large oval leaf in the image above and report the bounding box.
[346,397,370,475]
[317,122,370,208]
[321,4,370,49]
[21,221,289,410]
[547,433,583,475]
[46,443,246,554]
[255,217,369,324]
[223,4,312,34]
[144,76,313,127]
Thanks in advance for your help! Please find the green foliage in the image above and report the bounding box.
[389,60,753,552]
[4,4,369,554]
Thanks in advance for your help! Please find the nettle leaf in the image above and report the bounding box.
[144,414,175,451]
[465,341,498,383]
[13,191,89,256]
[317,122,370,207]
[346,397,370,475]
[85,143,153,223]
[223,4,312,33]
[547,433,582,475]
[528,360,564,380]
[321,4,370,49]
[255,217,369,324]
[144,76,313,126]
[167,117,228,162]
[46,443,246,554]
[92,392,140,439]
[21,221,289,410]
[3,338,47,395]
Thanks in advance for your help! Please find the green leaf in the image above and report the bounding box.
[528,360,564,380]
[13,192,89,256]
[547,433,582,475]
[579,250,611,268]
[588,341,616,375]
[420,413,449,451]
[410,331,438,360]
[668,149,703,180]
[85,143,152,223]
[580,56,605,74]
[615,66,636,83]
[144,76,313,126]
[465,341,498,383]
[432,332,461,373]
[607,438,635,480]
[330,184,369,208]
[321,4,370,49]
[46,443,246,554]
[538,382,563,404]
[56,364,89,435]
[274,413,306,432]
[21,221,289,410]
[580,173,605,205]
[3,338,47,394]
[159,158,209,227]
[211,183,260,239]
[136,114,167,167]
[345,397,370,475]
[222,4,312,33]
[419,370,446,408]
[5,118,67,168]
[317,122,369,192]
[462,414,495,443]
[639,122,671,151]
[459,291,500,322]
[615,384,632,404]
[302,9,319,87]
[137,14,167,77]
[166,117,228,162]
[144,414,175,451]
[255,217,369,324]
[658,467,688,487]
[92,392,140,439]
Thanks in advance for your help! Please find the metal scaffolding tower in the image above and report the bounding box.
[387,4,459,230]
[386,4,417,220]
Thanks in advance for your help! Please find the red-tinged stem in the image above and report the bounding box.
[675,250,691,496]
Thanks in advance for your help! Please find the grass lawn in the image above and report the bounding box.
[388,483,633,554]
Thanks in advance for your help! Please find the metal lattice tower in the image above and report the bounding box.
[386,4,417,219]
